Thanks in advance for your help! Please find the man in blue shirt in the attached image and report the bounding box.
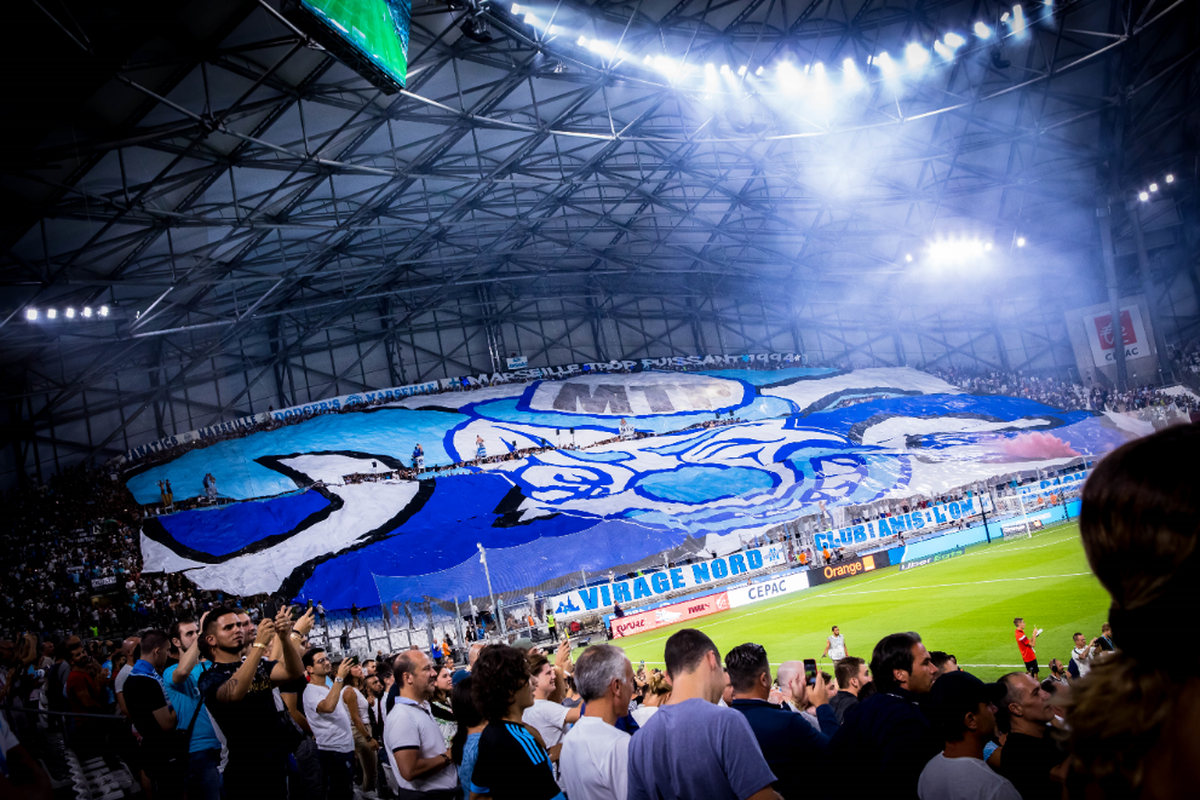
[163,613,223,800]
[726,643,838,799]
[627,629,780,800]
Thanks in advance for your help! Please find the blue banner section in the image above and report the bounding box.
[813,495,990,551]
[157,490,331,557]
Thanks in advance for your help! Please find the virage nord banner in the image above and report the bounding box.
[549,544,787,617]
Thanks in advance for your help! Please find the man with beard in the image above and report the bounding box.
[198,605,304,799]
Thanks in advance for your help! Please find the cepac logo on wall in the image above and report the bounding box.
[808,552,890,586]
[1084,305,1149,367]
[612,591,730,638]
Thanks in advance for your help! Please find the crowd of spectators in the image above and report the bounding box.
[930,366,1200,415]
[2,423,1197,800]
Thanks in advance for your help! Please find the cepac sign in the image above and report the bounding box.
[726,572,810,609]
[808,552,890,586]
[1085,306,1149,367]
[611,592,730,638]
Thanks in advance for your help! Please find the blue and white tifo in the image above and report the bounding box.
[132,366,1150,607]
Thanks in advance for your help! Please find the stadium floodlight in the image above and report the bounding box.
[25,308,36,320]
[944,32,966,49]
[737,65,747,76]
[1012,5,1027,36]
[906,43,930,68]
[776,61,804,93]
[83,307,93,317]
[720,64,731,76]
[928,238,988,264]
[1138,191,1150,202]
[975,21,992,38]
[66,307,75,318]
[47,308,57,319]
[755,66,764,76]
[985,242,994,251]
[933,41,952,60]
[871,52,897,78]
[1165,174,1175,183]
[511,2,521,13]
[1149,182,1159,192]
[576,35,587,46]
[905,254,914,262]
[100,305,109,316]
[842,58,864,90]
[523,12,541,28]
[1017,236,1027,247]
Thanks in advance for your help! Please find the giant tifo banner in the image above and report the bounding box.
[812,496,992,552]
[1084,305,1150,367]
[116,352,806,464]
[612,592,730,638]
[548,545,787,618]
[131,366,1152,608]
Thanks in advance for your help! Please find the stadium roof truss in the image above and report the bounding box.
[1,0,1198,484]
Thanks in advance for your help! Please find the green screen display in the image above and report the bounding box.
[300,0,412,88]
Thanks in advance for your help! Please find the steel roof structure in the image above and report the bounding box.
[1,0,1197,485]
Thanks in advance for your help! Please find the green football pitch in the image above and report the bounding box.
[306,0,408,80]
[608,522,1110,682]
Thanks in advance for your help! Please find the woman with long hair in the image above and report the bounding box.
[1068,423,1200,798]
[341,661,378,797]
[631,671,671,726]
[430,663,456,741]
[449,676,486,791]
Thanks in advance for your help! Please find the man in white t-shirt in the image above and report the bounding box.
[918,671,1020,800]
[559,645,633,800]
[1070,633,1098,678]
[383,649,458,797]
[113,635,139,716]
[522,649,581,758]
[302,649,355,800]
[822,626,847,662]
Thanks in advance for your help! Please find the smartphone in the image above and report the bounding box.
[264,598,280,619]
[348,656,359,666]
[803,658,818,686]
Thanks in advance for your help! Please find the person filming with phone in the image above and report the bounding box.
[302,649,356,800]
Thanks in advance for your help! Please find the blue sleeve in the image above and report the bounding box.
[721,710,778,800]
[815,704,840,738]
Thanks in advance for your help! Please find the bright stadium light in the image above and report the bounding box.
[511,2,522,13]
[100,305,109,316]
[933,41,953,60]
[1017,236,1027,247]
[1012,5,1027,36]
[842,58,864,90]
[720,64,731,76]
[927,237,990,265]
[1138,191,1150,202]
[985,242,994,251]
[905,254,914,262]
[1165,173,1175,183]
[66,307,75,318]
[1149,182,1159,192]
[777,61,804,93]
[906,43,930,68]
[737,65,747,76]
[25,308,37,320]
[576,35,587,46]
[944,32,966,49]
[47,308,57,319]
[83,306,93,317]
[755,66,764,76]
[872,52,897,78]
[975,21,992,38]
